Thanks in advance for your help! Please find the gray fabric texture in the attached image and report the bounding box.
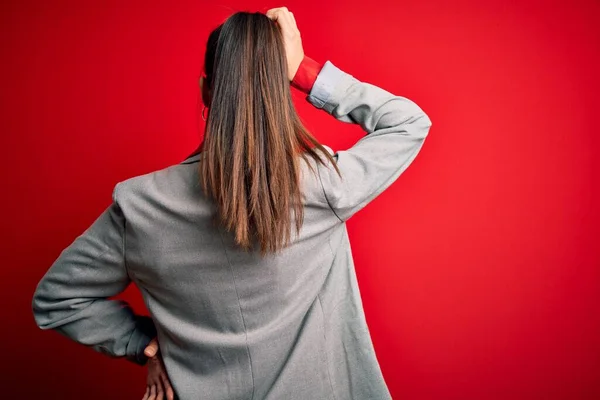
[32,60,432,399]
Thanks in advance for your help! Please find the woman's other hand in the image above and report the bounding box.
[142,337,174,400]
[266,7,304,81]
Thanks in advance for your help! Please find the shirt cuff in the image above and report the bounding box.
[291,55,324,94]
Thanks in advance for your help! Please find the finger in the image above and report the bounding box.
[272,10,293,37]
[166,385,175,400]
[156,381,165,400]
[266,7,285,17]
[266,8,287,24]
[144,338,159,358]
[142,386,150,400]
[149,384,156,400]
[265,8,279,20]
[266,8,299,39]
[144,337,159,357]
[275,8,292,27]
[160,373,175,400]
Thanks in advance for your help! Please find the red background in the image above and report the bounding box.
[2,0,599,398]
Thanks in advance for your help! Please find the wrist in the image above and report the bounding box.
[290,52,305,82]
[291,55,324,94]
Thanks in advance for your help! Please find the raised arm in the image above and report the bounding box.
[294,56,432,222]
[269,6,432,222]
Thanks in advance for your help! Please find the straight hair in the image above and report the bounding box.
[200,11,341,256]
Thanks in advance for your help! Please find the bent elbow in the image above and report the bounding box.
[404,112,432,140]
[31,288,45,329]
[416,112,432,139]
[31,281,53,330]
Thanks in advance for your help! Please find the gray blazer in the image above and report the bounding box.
[32,60,432,400]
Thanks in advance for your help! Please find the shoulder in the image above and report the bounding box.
[113,161,195,205]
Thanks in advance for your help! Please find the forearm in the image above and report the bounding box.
[32,290,156,365]
[305,59,432,221]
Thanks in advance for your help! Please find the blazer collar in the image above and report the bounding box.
[181,151,203,164]
[181,143,205,164]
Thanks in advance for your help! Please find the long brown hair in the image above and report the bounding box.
[199,11,341,256]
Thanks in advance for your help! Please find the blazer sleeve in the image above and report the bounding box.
[307,61,432,222]
[31,183,156,366]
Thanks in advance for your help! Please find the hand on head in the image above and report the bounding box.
[200,7,304,109]
[266,7,305,81]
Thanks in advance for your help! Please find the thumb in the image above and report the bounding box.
[144,337,159,358]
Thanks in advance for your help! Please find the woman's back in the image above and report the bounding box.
[32,9,431,400]
[118,146,371,399]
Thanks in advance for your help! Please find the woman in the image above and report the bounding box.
[32,7,431,400]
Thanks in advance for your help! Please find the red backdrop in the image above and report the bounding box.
[2,0,599,398]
